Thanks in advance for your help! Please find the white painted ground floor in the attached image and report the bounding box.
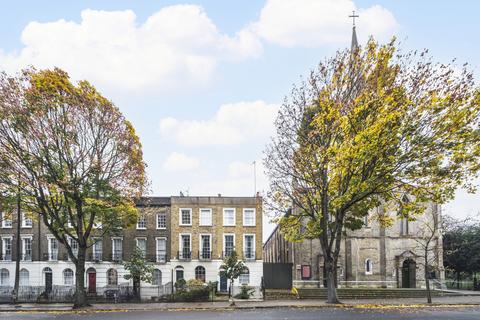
[0,259,264,299]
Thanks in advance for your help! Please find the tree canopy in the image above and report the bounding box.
[264,39,480,303]
[0,68,147,307]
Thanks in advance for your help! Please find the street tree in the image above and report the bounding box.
[123,247,155,300]
[412,204,442,303]
[0,68,147,307]
[219,250,246,305]
[265,39,480,303]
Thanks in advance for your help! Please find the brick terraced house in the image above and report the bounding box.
[0,195,263,300]
[170,195,263,297]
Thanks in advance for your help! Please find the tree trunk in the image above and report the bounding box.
[325,258,340,304]
[73,246,88,308]
[12,194,21,304]
[134,278,140,301]
[425,253,432,304]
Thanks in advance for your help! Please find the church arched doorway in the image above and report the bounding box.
[402,259,416,288]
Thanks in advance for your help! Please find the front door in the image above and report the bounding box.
[45,272,52,293]
[220,272,228,292]
[88,272,96,293]
[402,259,416,288]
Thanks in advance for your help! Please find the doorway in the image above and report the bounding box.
[219,272,228,292]
[87,268,96,294]
[43,267,53,293]
[402,259,416,288]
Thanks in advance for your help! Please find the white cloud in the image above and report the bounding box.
[250,0,398,47]
[162,152,200,172]
[0,5,262,91]
[159,100,279,146]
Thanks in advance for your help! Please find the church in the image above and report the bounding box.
[262,18,445,290]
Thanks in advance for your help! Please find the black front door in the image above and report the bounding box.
[402,259,416,288]
[220,272,228,292]
[45,272,53,293]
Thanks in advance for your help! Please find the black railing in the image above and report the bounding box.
[156,253,167,263]
[87,252,103,262]
[0,254,12,261]
[42,252,59,261]
[178,250,191,260]
[21,253,32,261]
[199,250,212,260]
[244,251,256,261]
[111,251,123,262]
[222,250,234,259]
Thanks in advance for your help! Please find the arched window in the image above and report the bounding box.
[239,267,249,285]
[107,268,118,286]
[19,268,29,286]
[0,268,9,286]
[152,269,162,285]
[63,268,74,285]
[195,266,206,282]
[365,259,373,275]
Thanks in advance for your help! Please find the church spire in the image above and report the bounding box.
[349,10,359,50]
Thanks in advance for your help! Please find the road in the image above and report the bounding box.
[1,307,480,320]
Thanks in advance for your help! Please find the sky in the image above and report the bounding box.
[1,0,479,240]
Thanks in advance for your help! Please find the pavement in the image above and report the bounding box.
[2,306,480,320]
[1,295,480,312]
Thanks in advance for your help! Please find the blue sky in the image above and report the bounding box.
[1,1,479,237]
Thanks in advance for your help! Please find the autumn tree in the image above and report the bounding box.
[265,39,480,303]
[0,68,147,307]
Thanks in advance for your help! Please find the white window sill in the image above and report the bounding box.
[156,227,167,230]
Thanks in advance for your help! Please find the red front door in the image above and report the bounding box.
[88,272,96,293]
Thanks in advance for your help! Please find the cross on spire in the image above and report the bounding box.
[349,10,359,27]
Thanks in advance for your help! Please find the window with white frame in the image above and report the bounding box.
[224,234,235,257]
[137,214,147,229]
[365,259,373,275]
[156,213,167,229]
[21,237,32,261]
[239,267,250,285]
[223,208,235,226]
[180,209,192,226]
[21,213,33,228]
[63,268,74,285]
[93,239,103,261]
[70,238,78,259]
[48,237,58,261]
[179,234,191,259]
[200,234,211,259]
[19,268,29,286]
[243,209,255,226]
[1,237,12,261]
[156,238,167,262]
[0,268,9,286]
[136,238,147,257]
[199,209,212,226]
[244,234,255,260]
[112,238,123,261]
[1,213,12,228]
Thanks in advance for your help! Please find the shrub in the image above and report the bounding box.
[234,285,255,299]
[174,279,210,302]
